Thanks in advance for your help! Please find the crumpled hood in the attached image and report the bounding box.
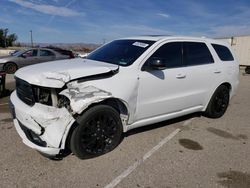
[15,58,119,88]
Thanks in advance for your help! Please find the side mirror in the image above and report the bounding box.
[144,58,167,70]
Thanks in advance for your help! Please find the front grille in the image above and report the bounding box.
[16,78,35,106]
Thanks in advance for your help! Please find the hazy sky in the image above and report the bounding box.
[1,0,250,44]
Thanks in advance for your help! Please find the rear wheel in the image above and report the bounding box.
[70,105,123,159]
[4,62,18,74]
[204,85,230,118]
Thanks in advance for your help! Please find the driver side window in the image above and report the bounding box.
[150,42,183,68]
[22,49,38,57]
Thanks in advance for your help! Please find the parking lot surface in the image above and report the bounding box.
[0,73,250,188]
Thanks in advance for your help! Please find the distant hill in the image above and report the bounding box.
[19,42,101,52]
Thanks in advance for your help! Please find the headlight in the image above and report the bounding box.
[32,86,71,111]
[33,87,52,106]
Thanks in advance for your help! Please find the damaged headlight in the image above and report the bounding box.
[57,95,72,112]
[33,87,52,106]
[32,86,72,111]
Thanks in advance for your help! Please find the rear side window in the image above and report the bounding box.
[149,42,183,68]
[212,44,234,61]
[184,42,214,66]
[40,50,55,57]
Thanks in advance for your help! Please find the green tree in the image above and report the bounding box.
[0,28,18,48]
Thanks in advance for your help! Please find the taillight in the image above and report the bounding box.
[69,52,75,58]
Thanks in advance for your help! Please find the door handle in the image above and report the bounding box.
[213,70,221,74]
[176,74,186,79]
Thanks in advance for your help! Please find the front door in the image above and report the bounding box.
[18,49,39,67]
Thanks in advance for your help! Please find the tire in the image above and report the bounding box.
[4,62,18,74]
[204,85,230,118]
[70,105,123,159]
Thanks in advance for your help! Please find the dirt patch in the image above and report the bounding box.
[237,134,248,140]
[178,139,203,150]
[0,96,10,114]
[207,127,248,140]
[217,170,250,188]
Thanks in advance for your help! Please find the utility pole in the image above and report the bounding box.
[102,38,106,45]
[3,29,8,48]
[30,30,33,47]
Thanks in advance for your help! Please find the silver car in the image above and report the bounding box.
[0,48,72,74]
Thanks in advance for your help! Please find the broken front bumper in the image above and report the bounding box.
[10,91,75,156]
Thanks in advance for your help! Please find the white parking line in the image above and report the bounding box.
[104,128,181,188]
[0,103,8,106]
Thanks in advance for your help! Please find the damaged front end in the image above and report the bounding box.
[11,67,121,156]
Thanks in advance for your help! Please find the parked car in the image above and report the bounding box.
[44,47,75,59]
[0,48,72,74]
[10,36,239,159]
[9,50,19,56]
[76,52,89,58]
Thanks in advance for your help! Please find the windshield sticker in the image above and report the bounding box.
[132,42,149,48]
[119,61,127,65]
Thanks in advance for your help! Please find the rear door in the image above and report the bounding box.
[38,49,56,63]
[181,41,216,107]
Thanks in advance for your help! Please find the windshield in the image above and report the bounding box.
[11,49,28,56]
[87,40,155,66]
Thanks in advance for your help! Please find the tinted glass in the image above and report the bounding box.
[150,42,183,68]
[184,42,214,66]
[87,40,155,66]
[40,50,54,56]
[212,44,234,61]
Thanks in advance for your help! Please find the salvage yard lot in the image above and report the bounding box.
[0,72,250,188]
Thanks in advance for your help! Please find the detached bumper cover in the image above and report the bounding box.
[10,91,75,156]
[14,119,60,155]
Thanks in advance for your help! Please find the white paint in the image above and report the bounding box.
[15,58,119,88]
[61,84,112,114]
[104,128,181,188]
[128,106,202,131]
[11,91,75,149]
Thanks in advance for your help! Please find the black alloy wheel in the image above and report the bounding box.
[70,105,123,159]
[205,85,230,118]
[4,62,18,74]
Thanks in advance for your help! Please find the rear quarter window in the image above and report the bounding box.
[212,44,234,61]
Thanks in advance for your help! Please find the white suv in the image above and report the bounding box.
[10,36,239,159]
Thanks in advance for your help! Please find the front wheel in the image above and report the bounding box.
[70,105,123,159]
[4,62,18,74]
[204,85,230,118]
